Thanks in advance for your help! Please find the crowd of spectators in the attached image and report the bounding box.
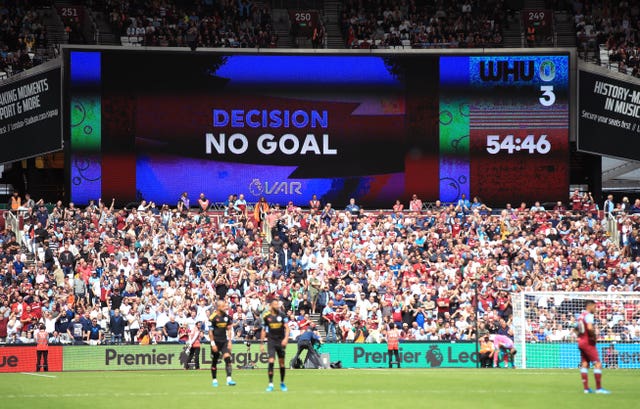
[0,188,639,347]
[0,0,50,78]
[574,0,640,78]
[340,0,506,49]
[98,0,278,48]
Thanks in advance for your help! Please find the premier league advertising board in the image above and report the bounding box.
[65,49,570,207]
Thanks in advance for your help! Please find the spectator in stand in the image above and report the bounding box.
[1,187,640,349]
[101,0,277,49]
[0,2,52,78]
[177,192,190,213]
[340,0,504,49]
[346,198,361,217]
[197,193,210,213]
[110,308,126,344]
[409,194,423,213]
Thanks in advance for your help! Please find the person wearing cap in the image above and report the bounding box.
[400,322,410,338]
[292,324,323,368]
[185,321,202,370]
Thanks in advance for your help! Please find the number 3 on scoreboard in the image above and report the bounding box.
[539,85,555,106]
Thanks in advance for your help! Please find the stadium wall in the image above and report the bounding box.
[1,342,638,372]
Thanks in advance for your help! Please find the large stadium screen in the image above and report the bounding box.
[578,63,640,161]
[0,61,62,163]
[65,49,569,207]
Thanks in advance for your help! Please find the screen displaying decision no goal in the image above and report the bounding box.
[66,49,569,207]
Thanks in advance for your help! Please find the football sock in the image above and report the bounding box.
[280,366,286,382]
[580,368,589,389]
[224,357,232,377]
[268,362,274,383]
[211,352,220,379]
[594,369,602,389]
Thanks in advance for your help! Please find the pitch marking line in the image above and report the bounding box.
[3,389,560,399]
[20,372,57,378]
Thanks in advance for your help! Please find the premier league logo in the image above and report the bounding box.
[179,347,190,366]
[425,345,444,367]
[249,178,263,196]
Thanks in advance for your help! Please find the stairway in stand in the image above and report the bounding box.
[323,0,344,49]
[309,313,326,338]
[272,8,295,48]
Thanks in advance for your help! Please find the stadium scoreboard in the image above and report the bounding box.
[63,48,571,207]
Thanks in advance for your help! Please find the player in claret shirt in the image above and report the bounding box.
[208,300,236,387]
[576,300,610,394]
[260,300,290,392]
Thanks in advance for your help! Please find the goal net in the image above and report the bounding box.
[511,292,640,369]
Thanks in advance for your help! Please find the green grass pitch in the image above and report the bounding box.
[2,369,637,409]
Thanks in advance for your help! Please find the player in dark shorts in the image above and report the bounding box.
[260,300,290,392]
[209,300,236,387]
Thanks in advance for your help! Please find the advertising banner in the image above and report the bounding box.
[578,65,640,161]
[0,346,63,373]
[557,342,640,369]
[3,341,634,371]
[62,343,297,371]
[0,62,62,163]
[319,342,478,368]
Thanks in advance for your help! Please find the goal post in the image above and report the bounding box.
[512,291,640,369]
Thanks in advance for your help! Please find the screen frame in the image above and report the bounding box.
[61,45,576,207]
